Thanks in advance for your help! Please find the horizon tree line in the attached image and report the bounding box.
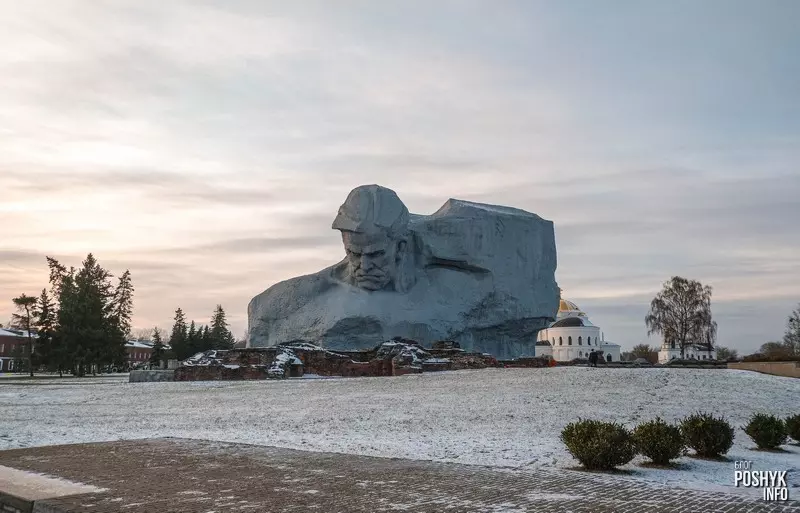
[155,305,236,362]
[8,254,132,376]
[135,302,238,366]
[6,253,238,374]
[8,268,797,369]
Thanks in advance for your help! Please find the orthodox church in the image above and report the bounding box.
[657,340,717,363]
[535,297,621,362]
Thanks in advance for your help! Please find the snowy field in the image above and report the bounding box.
[1,367,798,496]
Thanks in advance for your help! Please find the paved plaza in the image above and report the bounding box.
[0,438,797,512]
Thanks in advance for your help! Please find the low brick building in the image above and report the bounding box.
[0,328,35,372]
[125,340,154,368]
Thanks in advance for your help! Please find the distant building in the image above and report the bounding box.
[126,340,154,367]
[536,298,621,362]
[0,328,36,372]
[658,341,716,363]
[1,333,171,372]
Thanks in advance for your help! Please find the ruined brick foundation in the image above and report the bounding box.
[173,340,509,381]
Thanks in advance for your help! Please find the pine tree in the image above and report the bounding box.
[169,308,190,360]
[43,254,132,376]
[201,325,211,350]
[73,254,113,376]
[149,327,166,367]
[12,293,39,376]
[47,257,76,377]
[187,320,200,356]
[210,305,235,350]
[34,288,57,372]
[106,269,133,369]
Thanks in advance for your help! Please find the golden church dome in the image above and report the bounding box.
[557,298,587,318]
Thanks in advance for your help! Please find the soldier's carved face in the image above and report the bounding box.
[341,230,404,291]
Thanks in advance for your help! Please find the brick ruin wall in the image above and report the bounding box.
[172,344,515,381]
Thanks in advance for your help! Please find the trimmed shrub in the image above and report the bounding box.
[560,419,636,470]
[680,412,734,457]
[786,414,800,443]
[743,414,788,450]
[632,417,686,465]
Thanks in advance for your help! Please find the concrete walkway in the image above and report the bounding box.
[0,438,797,512]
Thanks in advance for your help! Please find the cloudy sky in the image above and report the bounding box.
[1,1,798,352]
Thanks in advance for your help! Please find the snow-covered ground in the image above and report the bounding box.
[0,368,798,496]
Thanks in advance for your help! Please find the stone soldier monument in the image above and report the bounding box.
[247,184,559,359]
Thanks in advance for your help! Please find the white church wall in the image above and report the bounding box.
[541,326,600,349]
[600,343,621,362]
[658,344,717,363]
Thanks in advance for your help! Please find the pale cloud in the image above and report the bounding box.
[1,1,798,352]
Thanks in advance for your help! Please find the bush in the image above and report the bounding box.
[680,412,735,457]
[663,359,700,366]
[786,415,800,443]
[560,419,636,470]
[743,414,788,450]
[663,359,725,367]
[632,418,686,465]
[566,358,590,365]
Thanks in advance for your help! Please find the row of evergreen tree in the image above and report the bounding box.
[10,253,238,375]
[166,305,236,361]
[11,254,133,377]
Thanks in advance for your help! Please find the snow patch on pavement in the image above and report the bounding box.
[0,464,106,499]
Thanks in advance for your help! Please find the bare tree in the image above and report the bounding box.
[131,328,153,341]
[759,341,792,359]
[630,344,658,364]
[783,303,800,356]
[645,276,715,359]
[698,302,715,356]
[716,346,739,361]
